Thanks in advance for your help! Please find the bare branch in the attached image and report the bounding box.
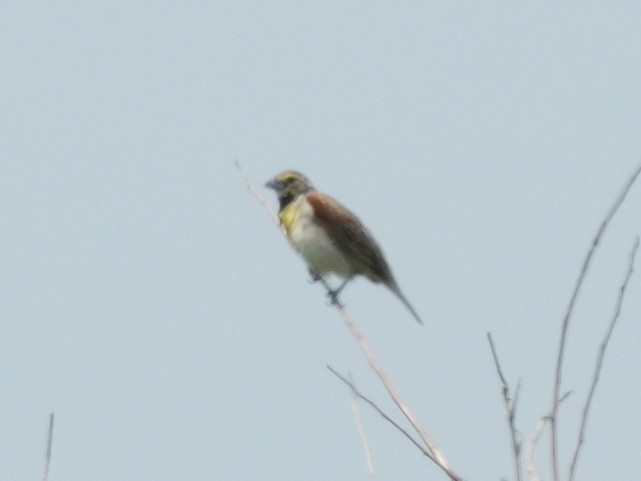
[347,372,377,480]
[332,306,462,481]
[525,393,571,481]
[567,237,639,481]
[42,412,54,481]
[550,162,641,481]
[487,332,522,481]
[524,415,548,481]
[234,159,281,228]
[328,366,429,462]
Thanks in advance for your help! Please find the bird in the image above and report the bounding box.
[266,170,423,324]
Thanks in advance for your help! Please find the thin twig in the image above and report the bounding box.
[42,412,54,481]
[347,372,377,480]
[567,237,639,481]
[333,305,462,481]
[487,332,522,481]
[525,392,571,481]
[550,162,641,481]
[524,416,548,481]
[234,159,281,227]
[328,366,429,461]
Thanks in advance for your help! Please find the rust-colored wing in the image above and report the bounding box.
[305,191,393,283]
[306,190,424,324]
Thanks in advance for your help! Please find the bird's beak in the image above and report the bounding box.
[265,178,279,190]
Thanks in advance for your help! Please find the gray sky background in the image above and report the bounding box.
[2,2,641,480]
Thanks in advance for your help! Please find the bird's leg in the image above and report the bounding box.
[307,269,350,308]
[307,268,322,283]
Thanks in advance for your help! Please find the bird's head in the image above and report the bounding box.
[266,171,315,206]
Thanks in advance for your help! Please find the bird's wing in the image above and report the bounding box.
[305,191,393,282]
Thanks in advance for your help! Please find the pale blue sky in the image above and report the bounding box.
[2,2,641,480]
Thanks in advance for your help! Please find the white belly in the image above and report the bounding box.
[288,200,353,278]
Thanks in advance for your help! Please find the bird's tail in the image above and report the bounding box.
[386,280,424,325]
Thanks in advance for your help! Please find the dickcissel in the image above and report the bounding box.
[266,170,423,324]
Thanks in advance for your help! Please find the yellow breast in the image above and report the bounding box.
[278,200,299,235]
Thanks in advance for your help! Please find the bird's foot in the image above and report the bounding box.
[324,278,350,308]
[326,289,344,308]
